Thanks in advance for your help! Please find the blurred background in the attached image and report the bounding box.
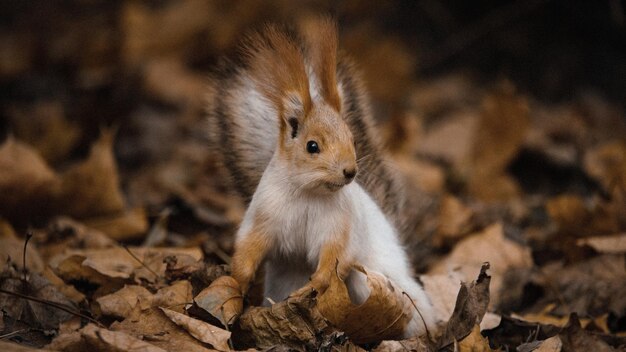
[0,0,625,262]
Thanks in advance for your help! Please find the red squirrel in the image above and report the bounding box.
[206,18,436,338]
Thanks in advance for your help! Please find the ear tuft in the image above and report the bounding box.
[288,118,299,138]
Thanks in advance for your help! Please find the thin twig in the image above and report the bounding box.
[0,329,29,339]
[0,288,104,328]
[22,231,33,282]
[122,245,160,279]
[402,291,432,342]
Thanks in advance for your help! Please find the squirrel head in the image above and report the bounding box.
[245,18,357,194]
[279,94,357,194]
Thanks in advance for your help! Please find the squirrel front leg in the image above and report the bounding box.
[307,222,353,295]
[231,225,270,295]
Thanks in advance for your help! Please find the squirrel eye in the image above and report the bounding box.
[306,140,320,154]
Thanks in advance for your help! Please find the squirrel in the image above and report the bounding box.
[206,18,436,338]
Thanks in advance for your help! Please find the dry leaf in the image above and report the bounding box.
[194,275,243,326]
[576,233,626,254]
[458,325,496,352]
[111,307,215,352]
[84,208,149,241]
[534,336,563,352]
[437,263,491,349]
[559,314,615,352]
[373,338,430,352]
[237,287,331,350]
[51,246,203,286]
[0,220,44,273]
[154,280,193,313]
[429,223,532,306]
[57,130,125,219]
[0,137,58,223]
[0,267,76,331]
[434,195,474,247]
[317,266,415,344]
[80,323,167,352]
[160,307,231,351]
[96,285,154,319]
[583,141,626,193]
[0,341,56,352]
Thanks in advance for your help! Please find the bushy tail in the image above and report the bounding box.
[205,20,436,265]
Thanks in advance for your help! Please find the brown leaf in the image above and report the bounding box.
[576,233,626,254]
[95,285,154,319]
[0,341,56,352]
[458,325,496,352]
[372,338,430,352]
[429,223,532,307]
[559,314,615,352]
[0,220,44,273]
[434,195,474,247]
[84,208,149,242]
[533,336,563,352]
[110,307,215,352]
[317,266,414,344]
[583,141,626,194]
[81,323,167,352]
[465,82,529,200]
[194,275,243,326]
[154,280,193,313]
[160,307,231,351]
[56,130,125,219]
[437,263,491,349]
[0,137,58,223]
[51,246,203,287]
[237,287,332,350]
[0,267,76,331]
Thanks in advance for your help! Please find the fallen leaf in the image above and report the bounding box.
[154,280,193,313]
[533,336,563,352]
[57,130,125,219]
[372,338,429,352]
[237,287,332,350]
[0,341,56,352]
[81,323,167,352]
[51,246,203,286]
[434,195,474,247]
[576,233,626,254]
[464,82,529,200]
[458,325,496,352]
[0,137,58,223]
[96,285,154,319]
[194,275,243,326]
[84,207,149,241]
[160,307,231,351]
[559,314,615,352]
[437,263,491,349]
[111,306,215,352]
[317,266,415,344]
[429,223,532,307]
[0,267,76,331]
[0,220,44,273]
[583,141,626,193]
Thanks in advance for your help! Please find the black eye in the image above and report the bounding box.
[306,140,320,154]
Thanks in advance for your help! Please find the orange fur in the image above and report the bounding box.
[231,219,272,294]
[299,16,341,112]
[308,219,352,294]
[244,25,312,122]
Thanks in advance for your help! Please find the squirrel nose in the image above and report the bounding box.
[343,168,357,180]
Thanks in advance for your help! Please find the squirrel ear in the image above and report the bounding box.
[282,92,305,139]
